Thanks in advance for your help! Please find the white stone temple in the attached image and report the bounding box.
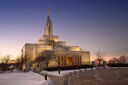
[21,9,90,70]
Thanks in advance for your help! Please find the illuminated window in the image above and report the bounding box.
[67,57,73,66]
[48,39,54,46]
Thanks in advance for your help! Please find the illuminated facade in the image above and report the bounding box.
[22,9,90,70]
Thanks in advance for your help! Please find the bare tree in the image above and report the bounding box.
[0,57,3,64]
[16,56,22,70]
[0,55,11,71]
[108,56,128,64]
[16,56,21,64]
[34,55,42,67]
[119,55,128,64]
[53,54,62,68]
[39,50,54,68]
[95,51,104,65]
[1,55,11,64]
[20,55,31,71]
[108,57,119,64]
[21,55,30,64]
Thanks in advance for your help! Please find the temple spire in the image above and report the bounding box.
[44,8,53,36]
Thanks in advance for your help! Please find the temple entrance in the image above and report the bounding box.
[67,57,73,66]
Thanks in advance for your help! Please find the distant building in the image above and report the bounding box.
[21,9,90,70]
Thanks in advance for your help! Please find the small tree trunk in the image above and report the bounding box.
[46,64,48,68]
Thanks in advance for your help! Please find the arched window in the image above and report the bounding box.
[48,39,54,46]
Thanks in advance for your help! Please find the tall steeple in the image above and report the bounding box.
[44,8,53,36]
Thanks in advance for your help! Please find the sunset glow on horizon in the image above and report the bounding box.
[0,0,128,60]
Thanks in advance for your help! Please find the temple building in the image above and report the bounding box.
[21,9,90,70]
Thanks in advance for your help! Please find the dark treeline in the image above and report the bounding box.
[0,55,22,72]
[107,55,128,67]
[44,65,94,71]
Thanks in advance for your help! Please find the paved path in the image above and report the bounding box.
[41,72,64,85]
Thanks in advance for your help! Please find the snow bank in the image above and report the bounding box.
[0,71,51,85]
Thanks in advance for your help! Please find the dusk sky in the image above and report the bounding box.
[0,0,128,60]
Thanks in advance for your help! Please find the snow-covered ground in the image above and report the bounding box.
[41,67,128,85]
[41,68,92,77]
[0,71,51,85]
[41,67,128,77]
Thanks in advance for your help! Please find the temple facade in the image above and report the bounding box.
[21,9,90,70]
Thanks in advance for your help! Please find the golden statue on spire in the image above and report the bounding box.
[48,8,49,16]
